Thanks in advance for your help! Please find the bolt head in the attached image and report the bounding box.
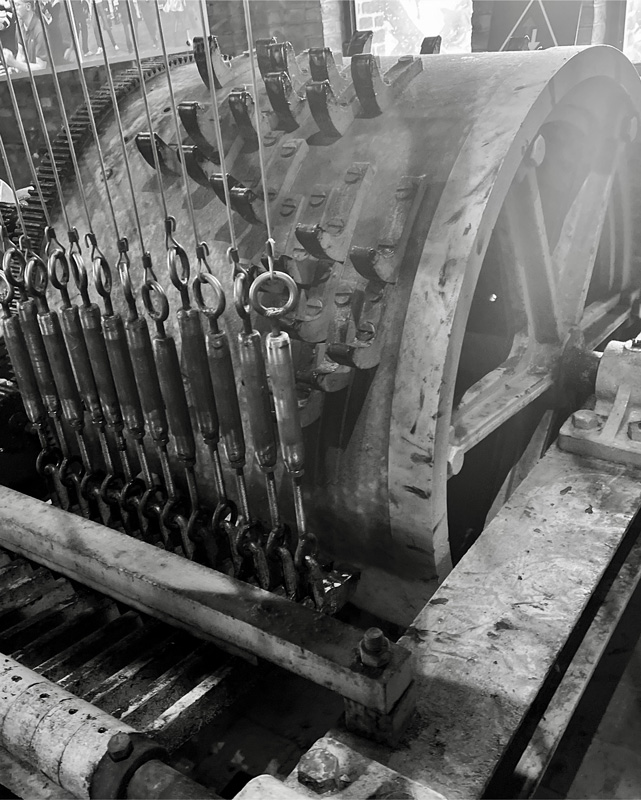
[628,421,641,442]
[305,298,324,319]
[572,409,600,431]
[359,627,391,668]
[298,748,340,794]
[107,732,133,762]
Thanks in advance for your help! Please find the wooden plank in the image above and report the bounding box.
[337,447,641,798]
[0,486,412,713]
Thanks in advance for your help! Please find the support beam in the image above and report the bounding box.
[0,487,412,714]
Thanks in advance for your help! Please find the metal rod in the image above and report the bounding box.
[91,0,147,254]
[123,0,170,222]
[0,135,27,238]
[0,47,51,229]
[241,0,273,242]
[63,0,121,242]
[197,0,238,253]
[9,0,70,231]
[152,0,202,249]
[34,0,94,234]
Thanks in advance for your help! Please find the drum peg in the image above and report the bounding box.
[345,29,374,56]
[181,145,216,189]
[307,80,353,138]
[193,34,232,90]
[178,101,221,164]
[351,53,391,117]
[135,132,182,178]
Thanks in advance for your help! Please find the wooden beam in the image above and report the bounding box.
[0,487,412,714]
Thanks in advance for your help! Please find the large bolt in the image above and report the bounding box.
[298,748,340,794]
[628,420,641,442]
[572,409,600,431]
[107,732,133,762]
[359,627,391,669]
[305,298,324,319]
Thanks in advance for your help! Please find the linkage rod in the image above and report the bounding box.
[0,134,27,239]
[63,0,121,242]
[34,1,94,234]
[197,0,238,253]
[123,0,170,223]
[152,0,202,249]
[0,48,51,229]
[91,0,146,254]
[241,0,273,242]
[9,0,71,232]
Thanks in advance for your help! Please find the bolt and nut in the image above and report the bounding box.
[107,732,133,762]
[359,627,391,669]
[298,748,340,794]
[571,409,600,431]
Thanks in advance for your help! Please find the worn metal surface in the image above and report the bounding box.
[559,338,641,466]
[512,526,641,796]
[0,485,412,713]
[0,546,254,799]
[46,45,641,623]
[284,734,445,799]
[329,447,641,798]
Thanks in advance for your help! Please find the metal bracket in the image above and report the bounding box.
[558,339,641,466]
[350,175,427,283]
[90,732,167,800]
[296,163,372,263]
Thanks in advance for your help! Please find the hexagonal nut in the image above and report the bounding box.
[107,732,133,762]
[298,748,340,794]
[628,421,641,442]
[571,409,600,431]
[359,629,392,669]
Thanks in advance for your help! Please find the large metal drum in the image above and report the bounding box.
[41,44,641,623]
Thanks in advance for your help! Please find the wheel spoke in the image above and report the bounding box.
[502,163,560,343]
[451,332,552,456]
[554,137,623,329]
